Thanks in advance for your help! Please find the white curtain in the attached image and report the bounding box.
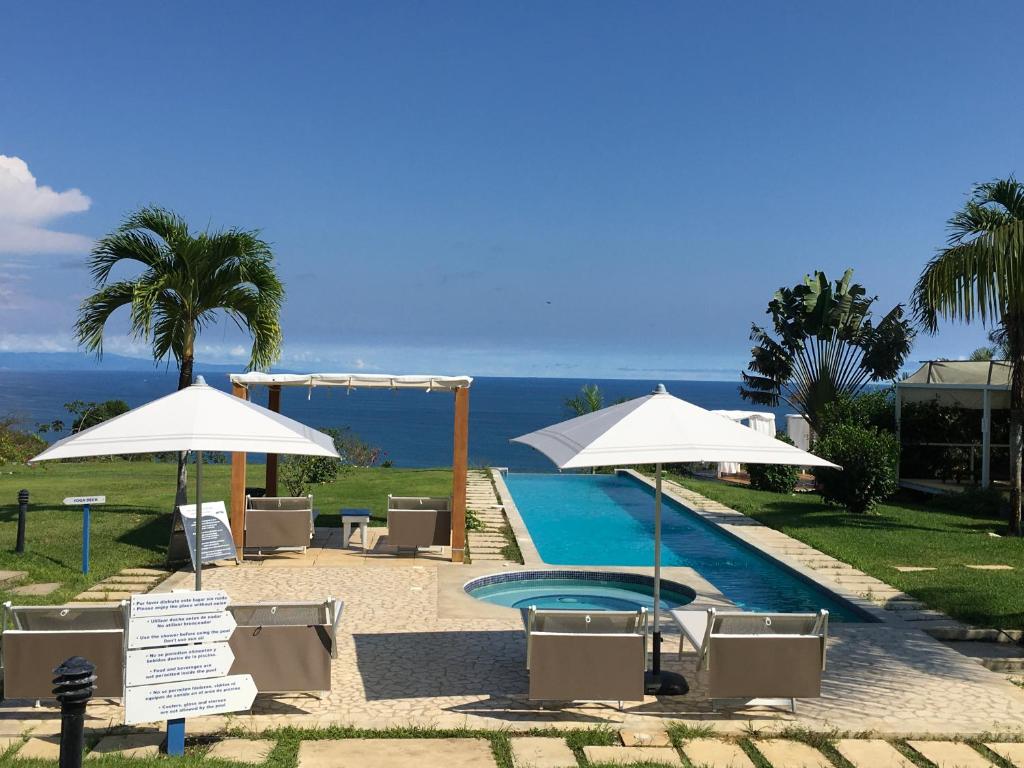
[716,412,776,476]
[786,414,812,451]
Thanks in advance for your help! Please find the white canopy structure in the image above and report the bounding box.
[512,383,836,695]
[711,410,777,476]
[228,371,474,562]
[31,377,339,588]
[896,361,1010,489]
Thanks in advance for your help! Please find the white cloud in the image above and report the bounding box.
[0,155,92,254]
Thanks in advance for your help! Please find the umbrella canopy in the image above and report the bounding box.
[511,383,837,695]
[31,378,339,462]
[512,384,838,469]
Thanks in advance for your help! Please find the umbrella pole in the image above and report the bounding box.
[645,462,689,696]
[195,450,203,590]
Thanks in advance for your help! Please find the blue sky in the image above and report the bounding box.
[1,2,1022,378]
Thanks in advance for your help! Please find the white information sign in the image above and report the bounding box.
[63,495,106,505]
[123,674,257,725]
[125,643,236,687]
[127,612,237,649]
[177,502,237,568]
[130,590,230,619]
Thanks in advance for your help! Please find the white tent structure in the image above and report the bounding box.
[512,383,837,694]
[710,410,777,475]
[31,377,339,588]
[896,361,1010,490]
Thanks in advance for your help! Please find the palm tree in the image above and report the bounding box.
[76,206,285,505]
[741,269,914,433]
[566,384,604,416]
[913,177,1024,534]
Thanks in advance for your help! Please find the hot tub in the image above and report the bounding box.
[465,570,696,612]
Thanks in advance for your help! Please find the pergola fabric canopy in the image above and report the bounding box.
[230,372,472,391]
[899,361,1010,408]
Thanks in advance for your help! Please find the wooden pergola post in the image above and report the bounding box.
[229,382,248,560]
[450,386,470,563]
[265,385,281,496]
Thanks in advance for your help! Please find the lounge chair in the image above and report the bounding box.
[386,495,451,552]
[245,494,317,552]
[671,607,828,712]
[525,606,648,704]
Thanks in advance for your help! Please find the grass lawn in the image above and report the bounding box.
[0,460,451,605]
[673,475,1024,629]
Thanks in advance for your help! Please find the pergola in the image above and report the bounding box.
[896,361,1010,489]
[227,372,473,562]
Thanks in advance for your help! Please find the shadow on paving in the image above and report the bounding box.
[352,630,527,700]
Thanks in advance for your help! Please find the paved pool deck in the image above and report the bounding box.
[4,470,1024,739]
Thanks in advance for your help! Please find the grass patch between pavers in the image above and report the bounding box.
[672,475,1024,628]
[0,461,451,605]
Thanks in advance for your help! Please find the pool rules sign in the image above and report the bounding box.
[124,591,256,737]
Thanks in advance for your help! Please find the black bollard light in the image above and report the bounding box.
[16,489,28,553]
[52,656,96,768]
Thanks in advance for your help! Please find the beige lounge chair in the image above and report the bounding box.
[526,607,648,705]
[386,495,451,552]
[245,495,317,552]
[672,607,828,712]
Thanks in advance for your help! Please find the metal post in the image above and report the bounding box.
[52,656,96,768]
[195,451,203,591]
[81,505,90,574]
[652,462,662,676]
[165,718,185,756]
[16,489,28,553]
[982,388,992,489]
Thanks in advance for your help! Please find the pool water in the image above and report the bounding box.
[504,473,867,622]
[469,575,695,612]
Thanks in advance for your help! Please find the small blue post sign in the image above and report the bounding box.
[63,496,105,574]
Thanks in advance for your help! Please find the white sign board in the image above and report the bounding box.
[177,502,237,568]
[128,612,237,649]
[125,644,235,687]
[63,495,106,505]
[123,674,257,725]
[130,590,230,619]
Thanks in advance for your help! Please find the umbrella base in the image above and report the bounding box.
[644,670,689,696]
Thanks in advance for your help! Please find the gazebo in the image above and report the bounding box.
[227,372,473,562]
[896,361,1010,490]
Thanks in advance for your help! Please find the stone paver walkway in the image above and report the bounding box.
[986,742,1024,766]
[907,740,995,767]
[297,738,496,768]
[206,738,276,763]
[681,738,754,767]
[835,739,917,768]
[467,470,514,563]
[582,745,683,766]
[71,567,169,603]
[753,739,832,768]
[509,737,576,768]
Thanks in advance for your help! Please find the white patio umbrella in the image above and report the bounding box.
[31,376,339,589]
[512,383,838,694]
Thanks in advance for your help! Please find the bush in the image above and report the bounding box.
[0,416,46,465]
[818,388,895,435]
[747,433,800,493]
[813,424,898,514]
[278,426,383,495]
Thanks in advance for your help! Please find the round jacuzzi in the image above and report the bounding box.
[465,570,697,612]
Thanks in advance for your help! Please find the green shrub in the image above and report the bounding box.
[813,424,898,514]
[747,433,800,493]
[0,417,46,465]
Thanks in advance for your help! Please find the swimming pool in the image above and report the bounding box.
[504,472,869,622]
[466,570,696,612]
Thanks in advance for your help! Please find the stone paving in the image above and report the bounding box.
[834,738,917,768]
[466,471,516,564]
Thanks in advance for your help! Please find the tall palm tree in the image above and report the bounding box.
[913,177,1024,534]
[76,206,285,505]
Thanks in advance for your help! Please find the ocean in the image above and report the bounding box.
[0,371,791,471]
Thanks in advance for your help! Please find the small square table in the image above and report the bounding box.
[340,508,371,549]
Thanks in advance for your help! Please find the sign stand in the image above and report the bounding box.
[63,496,106,574]
[124,590,255,755]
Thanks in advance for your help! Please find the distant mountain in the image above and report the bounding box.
[0,351,244,373]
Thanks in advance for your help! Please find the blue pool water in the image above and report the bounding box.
[504,473,867,622]
[467,573,696,612]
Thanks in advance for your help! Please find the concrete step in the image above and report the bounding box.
[943,640,1024,672]
[0,571,27,586]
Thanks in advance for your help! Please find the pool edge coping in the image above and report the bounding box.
[491,467,545,565]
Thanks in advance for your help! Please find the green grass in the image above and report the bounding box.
[672,474,1024,628]
[0,461,451,605]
